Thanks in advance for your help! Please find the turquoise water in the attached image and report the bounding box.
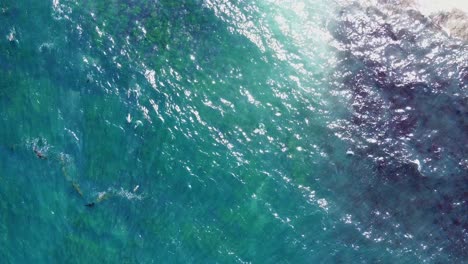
[0,0,466,263]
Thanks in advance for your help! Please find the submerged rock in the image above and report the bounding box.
[431,9,468,41]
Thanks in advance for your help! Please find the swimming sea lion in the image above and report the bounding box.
[33,149,46,159]
[72,181,84,197]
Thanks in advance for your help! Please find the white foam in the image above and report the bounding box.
[144,69,157,89]
[115,188,144,201]
[414,0,468,15]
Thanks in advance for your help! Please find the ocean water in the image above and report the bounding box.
[0,0,466,263]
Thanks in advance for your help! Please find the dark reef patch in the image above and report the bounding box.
[327,2,467,261]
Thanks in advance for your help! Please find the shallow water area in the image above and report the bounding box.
[0,0,466,263]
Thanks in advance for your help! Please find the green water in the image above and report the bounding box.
[1,0,466,263]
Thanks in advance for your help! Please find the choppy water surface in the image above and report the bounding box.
[0,0,466,263]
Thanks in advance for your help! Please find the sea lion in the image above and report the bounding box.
[72,181,84,197]
[33,149,46,159]
[96,191,109,203]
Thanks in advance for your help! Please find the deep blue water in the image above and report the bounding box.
[0,0,466,263]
